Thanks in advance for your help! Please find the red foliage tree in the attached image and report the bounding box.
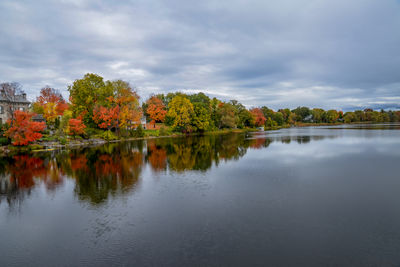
[36,87,69,117]
[92,105,120,130]
[250,108,266,127]
[68,118,86,137]
[146,96,167,125]
[4,111,46,145]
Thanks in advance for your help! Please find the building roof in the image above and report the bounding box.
[0,94,30,104]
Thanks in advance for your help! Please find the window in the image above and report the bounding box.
[0,106,3,114]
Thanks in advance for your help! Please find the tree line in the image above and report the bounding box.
[1,73,400,145]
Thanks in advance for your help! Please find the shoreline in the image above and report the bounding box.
[0,128,258,155]
[0,122,395,156]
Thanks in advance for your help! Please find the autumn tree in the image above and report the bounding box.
[261,106,275,121]
[68,73,113,126]
[68,118,86,137]
[93,105,119,131]
[216,103,237,129]
[110,80,141,130]
[146,95,167,126]
[59,110,73,135]
[167,95,194,132]
[4,111,46,145]
[33,87,69,127]
[92,80,141,134]
[230,100,254,128]
[250,108,266,127]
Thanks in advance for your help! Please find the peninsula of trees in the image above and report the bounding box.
[1,73,399,147]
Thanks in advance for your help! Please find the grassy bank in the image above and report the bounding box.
[2,121,374,155]
[0,127,261,155]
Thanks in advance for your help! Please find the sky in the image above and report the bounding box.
[0,0,399,111]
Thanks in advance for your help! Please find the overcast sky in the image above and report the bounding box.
[0,0,399,110]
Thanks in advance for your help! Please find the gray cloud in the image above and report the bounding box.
[0,0,399,110]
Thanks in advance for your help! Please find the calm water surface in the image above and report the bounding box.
[1,124,400,266]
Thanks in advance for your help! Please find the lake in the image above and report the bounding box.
[1,124,400,266]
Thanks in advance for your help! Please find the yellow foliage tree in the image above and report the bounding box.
[43,102,58,124]
[167,96,194,132]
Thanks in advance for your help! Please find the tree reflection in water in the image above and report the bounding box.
[0,133,329,208]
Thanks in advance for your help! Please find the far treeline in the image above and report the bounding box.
[1,73,400,146]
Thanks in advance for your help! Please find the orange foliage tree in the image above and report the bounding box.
[68,118,86,137]
[112,81,142,130]
[92,81,142,133]
[146,96,167,125]
[93,105,120,130]
[250,108,266,127]
[35,87,69,124]
[4,111,46,145]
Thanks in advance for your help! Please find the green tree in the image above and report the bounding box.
[68,73,113,126]
[210,97,221,129]
[273,112,284,125]
[312,108,325,123]
[261,106,275,122]
[292,106,311,122]
[192,102,211,132]
[354,110,365,121]
[325,110,339,123]
[189,93,212,131]
[189,92,211,106]
[343,112,356,123]
[278,108,292,124]
[230,100,253,128]
[216,103,237,129]
[238,108,255,128]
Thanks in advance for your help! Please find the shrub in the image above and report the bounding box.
[28,144,44,151]
[0,137,10,146]
[68,118,86,137]
[4,111,46,146]
[144,129,158,137]
[131,125,144,138]
[101,130,118,141]
[159,126,168,136]
[58,137,67,145]
[84,128,104,138]
[120,129,131,138]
